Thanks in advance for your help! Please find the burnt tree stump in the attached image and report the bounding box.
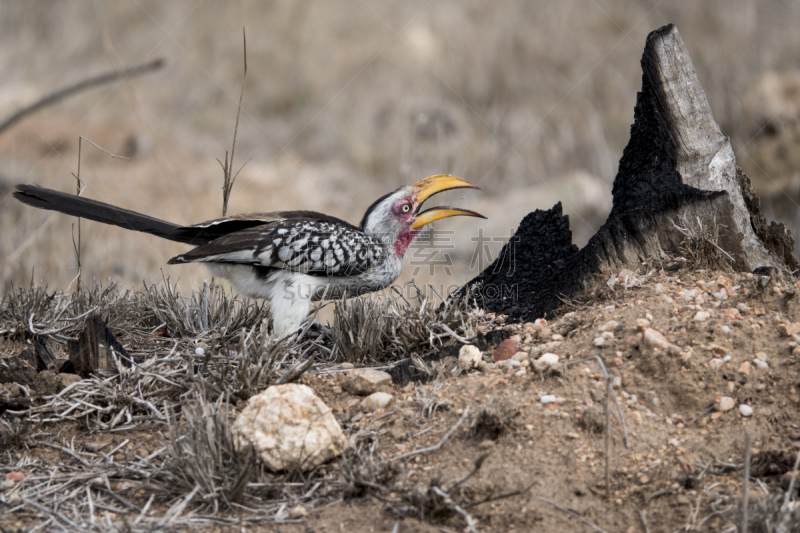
[68,316,131,378]
[461,24,796,323]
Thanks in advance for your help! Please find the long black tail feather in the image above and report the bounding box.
[13,184,210,245]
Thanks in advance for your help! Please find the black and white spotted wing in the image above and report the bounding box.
[167,216,384,277]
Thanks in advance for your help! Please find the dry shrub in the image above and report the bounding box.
[468,399,518,442]
[414,381,451,418]
[0,278,269,344]
[162,390,256,512]
[671,214,735,270]
[332,283,484,364]
[743,496,800,533]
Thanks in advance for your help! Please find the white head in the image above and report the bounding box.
[359,175,485,257]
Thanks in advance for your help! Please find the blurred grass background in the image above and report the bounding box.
[1,0,799,298]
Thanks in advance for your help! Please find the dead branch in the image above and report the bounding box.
[0,58,164,136]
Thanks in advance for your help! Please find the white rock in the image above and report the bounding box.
[232,384,348,472]
[754,359,769,370]
[540,395,557,404]
[722,355,732,362]
[288,505,308,519]
[716,396,736,412]
[361,392,394,412]
[694,311,710,322]
[593,337,607,347]
[720,325,731,334]
[739,404,754,417]
[598,320,618,332]
[532,318,548,331]
[195,347,205,356]
[458,345,483,371]
[534,353,560,371]
[511,351,528,362]
[0,479,14,491]
[342,369,392,395]
[737,303,750,313]
[708,358,725,370]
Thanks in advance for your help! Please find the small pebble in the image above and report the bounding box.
[598,320,618,332]
[716,396,736,412]
[593,337,607,347]
[194,347,205,356]
[722,355,732,363]
[361,392,394,412]
[0,479,14,491]
[738,361,751,375]
[755,352,769,361]
[532,318,548,331]
[694,311,710,322]
[737,303,750,313]
[540,395,557,404]
[512,351,528,362]
[533,353,560,371]
[492,339,518,362]
[754,359,769,370]
[739,404,754,417]
[288,505,308,519]
[458,345,483,371]
[720,325,731,334]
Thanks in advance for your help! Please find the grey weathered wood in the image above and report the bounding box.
[459,24,796,324]
[645,25,782,270]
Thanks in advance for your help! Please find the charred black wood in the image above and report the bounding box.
[68,316,132,378]
[34,337,57,372]
[458,24,796,323]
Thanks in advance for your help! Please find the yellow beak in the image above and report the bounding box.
[411,206,486,229]
[409,174,485,230]
[411,174,482,204]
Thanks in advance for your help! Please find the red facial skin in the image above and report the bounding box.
[391,198,418,256]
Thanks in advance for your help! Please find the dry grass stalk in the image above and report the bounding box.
[671,214,735,270]
[219,28,248,217]
[332,282,485,364]
[162,390,254,511]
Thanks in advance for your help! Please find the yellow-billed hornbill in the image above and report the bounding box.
[14,175,484,337]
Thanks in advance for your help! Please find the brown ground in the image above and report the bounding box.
[3,265,800,532]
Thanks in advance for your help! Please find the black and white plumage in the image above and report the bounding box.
[14,175,484,337]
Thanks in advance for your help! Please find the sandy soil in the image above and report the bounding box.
[2,265,800,532]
